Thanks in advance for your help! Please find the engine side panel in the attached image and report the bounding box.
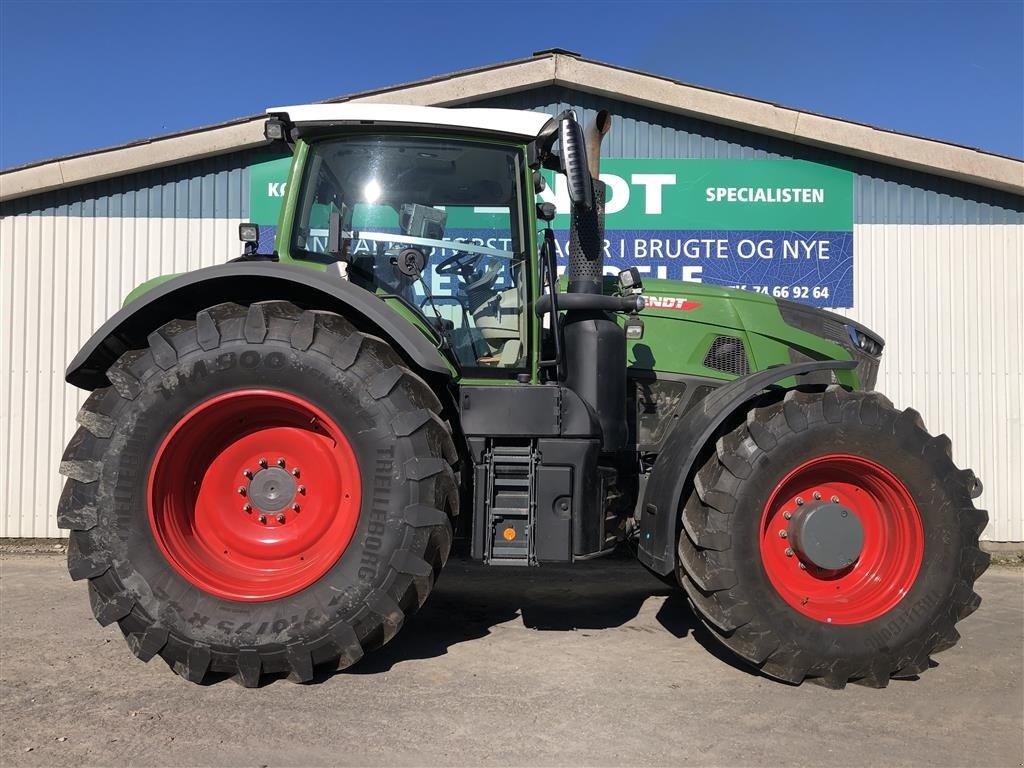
[629,279,870,388]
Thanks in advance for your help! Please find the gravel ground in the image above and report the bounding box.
[1,552,1021,767]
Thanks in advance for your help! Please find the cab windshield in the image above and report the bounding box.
[292,135,528,372]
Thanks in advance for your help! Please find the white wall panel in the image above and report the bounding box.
[0,215,242,537]
[841,224,1023,541]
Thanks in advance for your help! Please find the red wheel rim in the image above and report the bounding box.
[148,390,361,602]
[759,454,923,625]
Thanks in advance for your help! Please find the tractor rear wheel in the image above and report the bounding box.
[58,301,457,686]
[676,385,988,688]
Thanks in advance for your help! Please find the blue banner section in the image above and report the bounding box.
[257,227,277,254]
[550,229,853,308]
[254,227,852,308]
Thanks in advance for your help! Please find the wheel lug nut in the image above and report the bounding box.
[813,491,822,500]
[243,504,252,513]
[799,562,807,570]
[298,485,306,494]
[258,514,267,524]
[237,486,247,496]
[276,514,286,524]
[277,458,286,468]
[259,458,268,468]
[778,529,788,539]
[783,511,792,520]
[831,495,839,503]
[292,503,300,512]
[785,548,794,557]
[243,470,253,479]
[291,468,300,477]
[795,497,804,506]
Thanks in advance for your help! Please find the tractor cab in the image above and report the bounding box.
[291,134,527,370]
[271,105,553,376]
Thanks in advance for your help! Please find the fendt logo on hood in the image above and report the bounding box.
[643,296,703,311]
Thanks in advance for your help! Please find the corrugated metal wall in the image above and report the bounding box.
[846,224,1023,542]
[0,153,252,537]
[1,90,1022,539]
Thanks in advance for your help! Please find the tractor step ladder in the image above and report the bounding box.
[484,443,537,566]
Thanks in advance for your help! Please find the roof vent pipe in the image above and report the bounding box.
[586,110,612,178]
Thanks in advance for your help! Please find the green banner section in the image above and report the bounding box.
[249,153,293,225]
[249,155,853,232]
[541,159,852,231]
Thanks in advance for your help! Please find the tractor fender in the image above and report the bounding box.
[636,359,857,575]
[65,261,453,390]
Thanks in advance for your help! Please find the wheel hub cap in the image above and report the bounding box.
[247,467,296,513]
[790,502,865,571]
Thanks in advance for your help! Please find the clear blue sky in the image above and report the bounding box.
[1,1,1021,169]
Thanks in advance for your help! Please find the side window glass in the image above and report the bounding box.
[422,205,523,368]
[293,137,529,373]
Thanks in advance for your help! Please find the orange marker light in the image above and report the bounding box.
[502,527,517,541]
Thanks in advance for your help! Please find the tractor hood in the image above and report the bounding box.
[630,278,884,389]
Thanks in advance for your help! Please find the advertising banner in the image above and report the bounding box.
[249,155,854,308]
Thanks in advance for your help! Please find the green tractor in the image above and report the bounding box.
[59,104,988,688]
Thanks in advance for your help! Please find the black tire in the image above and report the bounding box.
[58,301,458,686]
[676,385,989,689]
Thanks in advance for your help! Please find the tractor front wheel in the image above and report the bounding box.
[58,301,457,686]
[676,386,988,688]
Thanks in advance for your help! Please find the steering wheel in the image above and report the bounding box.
[435,249,482,278]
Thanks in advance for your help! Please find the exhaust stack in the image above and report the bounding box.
[566,111,611,295]
[561,110,628,452]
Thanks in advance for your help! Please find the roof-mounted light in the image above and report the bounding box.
[264,117,288,142]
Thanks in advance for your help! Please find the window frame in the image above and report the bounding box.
[286,131,534,380]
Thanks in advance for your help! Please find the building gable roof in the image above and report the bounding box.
[2,50,1021,202]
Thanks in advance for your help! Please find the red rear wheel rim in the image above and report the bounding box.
[148,390,361,602]
[759,454,923,625]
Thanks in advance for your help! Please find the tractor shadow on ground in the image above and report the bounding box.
[333,550,761,680]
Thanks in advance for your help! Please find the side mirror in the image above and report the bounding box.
[559,116,593,211]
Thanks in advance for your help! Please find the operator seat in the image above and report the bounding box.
[464,265,522,366]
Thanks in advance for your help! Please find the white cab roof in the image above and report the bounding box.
[267,103,552,140]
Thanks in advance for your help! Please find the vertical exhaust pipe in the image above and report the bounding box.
[566,111,611,295]
[561,109,628,454]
